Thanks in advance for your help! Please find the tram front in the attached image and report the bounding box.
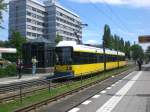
[54,46,74,79]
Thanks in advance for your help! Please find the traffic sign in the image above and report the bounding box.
[139,36,150,43]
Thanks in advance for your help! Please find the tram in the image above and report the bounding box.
[54,41,126,78]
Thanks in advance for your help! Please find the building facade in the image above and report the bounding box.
[9,0,82,42]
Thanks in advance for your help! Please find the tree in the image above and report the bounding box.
[103,24,111,49]
[0,40,5,47]
[10,32,26,57]
[109,35,114,50]
[124,41,131,59]
[113,34,120,51]
[120,38,125,52]
[130,44,144,61]
[0,40,11,47]
[55,34,63,44]
[0,0,7,28]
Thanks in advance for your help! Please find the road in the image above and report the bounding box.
[68,65,150,112]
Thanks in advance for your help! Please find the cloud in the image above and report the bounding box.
[69,0,150,8]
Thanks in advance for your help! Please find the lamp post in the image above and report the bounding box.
[74,23,88,44]
[103,39,106,71]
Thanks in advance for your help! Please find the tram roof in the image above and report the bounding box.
[57,41,125,56]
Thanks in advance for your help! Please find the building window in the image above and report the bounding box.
[27,11,31,16]
[32,13,36,18]
[27,32,31,36]
[32,7,36,12]
[27,18,31,22]
[27,25,32,30]
[32,26,36,31]
[32,33,36,37]
[27,5,32,10]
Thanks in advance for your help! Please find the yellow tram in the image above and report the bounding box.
[54,41,126,78]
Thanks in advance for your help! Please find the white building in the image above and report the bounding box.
[9,0,82,43]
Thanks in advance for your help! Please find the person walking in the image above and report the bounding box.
[32,56,38,76]
[137,58,143,71]
[16,58,23,79]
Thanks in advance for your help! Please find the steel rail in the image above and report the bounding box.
[14,67,136,112]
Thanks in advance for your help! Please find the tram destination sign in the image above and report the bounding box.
[139,35,150,43]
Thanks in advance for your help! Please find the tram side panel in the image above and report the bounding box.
[72,63,104,77]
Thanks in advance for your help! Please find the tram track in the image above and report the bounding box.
[0,76,73,104]
[14,67,136,112]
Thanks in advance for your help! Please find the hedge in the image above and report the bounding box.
[0,64,17,78]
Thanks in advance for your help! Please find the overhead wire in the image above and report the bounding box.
[87,0,129,33]
[59,0,102,30]
[101,0,131,32]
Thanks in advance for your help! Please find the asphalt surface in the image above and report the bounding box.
[67,65,150,112]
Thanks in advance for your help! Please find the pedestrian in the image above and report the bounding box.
[16,58,23,79]
[137,58,143,71]
[32,56,38,76]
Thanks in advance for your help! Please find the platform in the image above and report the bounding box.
[39,64,150,112]
[0,73,53,85]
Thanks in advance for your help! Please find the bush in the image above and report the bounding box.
[0,64,17,77]
[5,64,17,76]
[0,68,6,77]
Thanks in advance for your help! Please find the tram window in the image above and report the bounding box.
[73,52,106,64]
[113,56,117,61]
[99,54,104,62]
[55,47,72,65]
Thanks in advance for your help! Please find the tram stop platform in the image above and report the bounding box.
[0,73,53,85]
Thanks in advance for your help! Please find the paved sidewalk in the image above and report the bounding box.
[0,73,53,85]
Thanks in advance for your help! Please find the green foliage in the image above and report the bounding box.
[0,68,5,77]
[0,64,17,77]
[0,40,11,47]
[130,44,144,61]
[10,32,26,57]
[55,34,63,44]
[103,24,111,48]
[0,0,7,28]
[2,53,17,62]
[5,64,16,76]
[124,41,131,59]
[102,24,132,59]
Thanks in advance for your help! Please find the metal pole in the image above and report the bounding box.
[117,50,119,69]
[81,74,83,86]
[103,40,106,72]
[48,79,51,93]
[91,72,93,81]
[117,41,119,69]
[19,86,22,104]
[66,78,70,88]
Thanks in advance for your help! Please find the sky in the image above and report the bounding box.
[1,0,150,50]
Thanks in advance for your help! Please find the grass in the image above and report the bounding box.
[0,65,135,112]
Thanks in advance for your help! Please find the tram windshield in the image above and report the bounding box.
[55,47,73,65]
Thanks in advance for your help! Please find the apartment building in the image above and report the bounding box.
[9,0,82,42]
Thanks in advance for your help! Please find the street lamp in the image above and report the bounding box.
[103,39,106,71]
[80,23,88,27]
[75,23,88,44]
